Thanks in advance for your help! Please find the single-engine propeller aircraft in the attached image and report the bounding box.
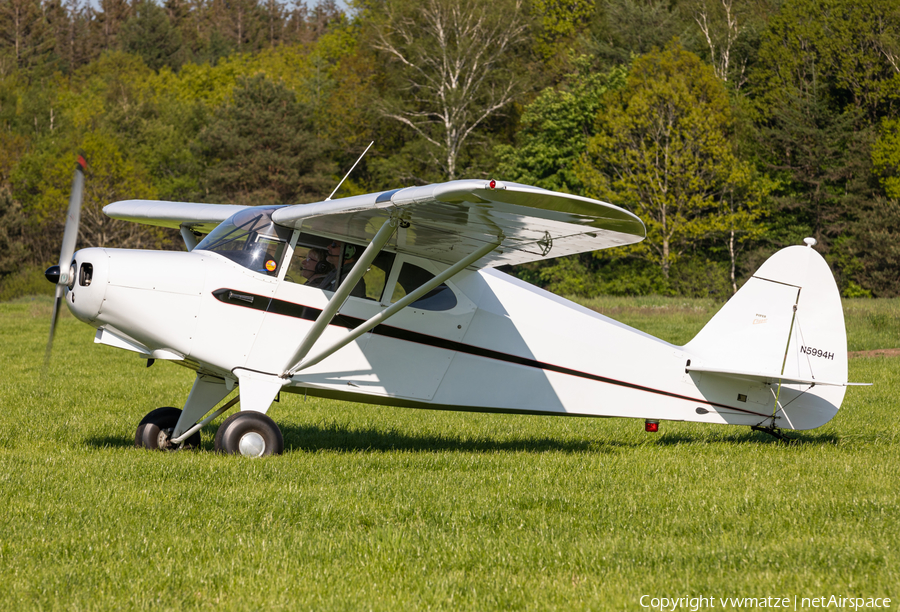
[44,157,865,456]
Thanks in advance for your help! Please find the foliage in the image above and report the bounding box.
[873,118,900,199]
[11,53,178,259]
[0,264,53,300]
[0,0,897,297]
[577,42,765,280]
[746,0,900,293]
[688,0,774,91]
[846,197,900,297]
[587,0,693,70]
[119,0,185,71]
[535,255,603,297]
[752,81,876,251]
[495,58,626,193]
[752,0,900,121]
[197,74,333,206]
[0,190,28,275]
[0,125,29,269]
[530,0,595,62]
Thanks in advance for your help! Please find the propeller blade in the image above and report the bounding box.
[44,285,64,369]
[44,156,87,369]
[56,156,86,287]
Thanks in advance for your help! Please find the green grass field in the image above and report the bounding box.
[1,296,898,611]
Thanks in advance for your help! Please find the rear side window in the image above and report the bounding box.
[391,263,457,311]
[359,250,395,301]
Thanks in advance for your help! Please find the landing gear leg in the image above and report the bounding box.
[136,407,201,450]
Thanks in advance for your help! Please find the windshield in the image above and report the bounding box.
[195,206,292,276]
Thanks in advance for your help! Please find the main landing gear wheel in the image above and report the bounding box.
[214,412,284,457]
[135,407,201,450]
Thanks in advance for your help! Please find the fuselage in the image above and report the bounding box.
[66,245,841,431]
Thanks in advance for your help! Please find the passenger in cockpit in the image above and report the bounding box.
[322,241,367,298]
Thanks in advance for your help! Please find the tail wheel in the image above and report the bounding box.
[135,407,201,450]
[214,412,284,457]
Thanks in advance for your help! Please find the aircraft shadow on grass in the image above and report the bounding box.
[84,424,841,454]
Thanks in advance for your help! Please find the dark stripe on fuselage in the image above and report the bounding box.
[211,288,770,418]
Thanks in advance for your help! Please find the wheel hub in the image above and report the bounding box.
[238,432,266,457]
[157,427,174,449]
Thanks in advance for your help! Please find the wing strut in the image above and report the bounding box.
[280,215,399,375]
[180,223,199,251]
[283,238,501,378]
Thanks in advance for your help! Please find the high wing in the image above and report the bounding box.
[104,179,645,267]
[271,180,644,268]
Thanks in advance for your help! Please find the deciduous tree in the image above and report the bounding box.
[530,0,594,62]
[755,79,876,252]
[873,118,900,199]
[369,0,527,180]
[753,0,900,121]
[577,43,764,284]
[496,59,626,193]
[688,0,773,91]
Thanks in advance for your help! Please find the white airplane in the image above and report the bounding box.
[44,159,864,456]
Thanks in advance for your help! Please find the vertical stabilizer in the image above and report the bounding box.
[685,243,848,429]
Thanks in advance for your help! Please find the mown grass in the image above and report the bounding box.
[1,296,898,610]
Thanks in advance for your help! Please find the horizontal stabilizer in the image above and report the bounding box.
[686,364,870,387]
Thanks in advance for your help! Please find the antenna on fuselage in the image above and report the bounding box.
[326,141,374,201]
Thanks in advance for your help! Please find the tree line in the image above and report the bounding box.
[1,0,899,300]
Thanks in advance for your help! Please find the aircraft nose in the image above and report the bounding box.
[65,248,108,325]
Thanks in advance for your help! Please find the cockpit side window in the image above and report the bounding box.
[284,233,395,302]
[285,243,333,287]
[195,206,292,276]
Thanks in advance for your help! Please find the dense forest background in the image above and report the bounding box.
[0,0,898,299]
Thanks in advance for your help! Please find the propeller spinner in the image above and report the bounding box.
[44,156,86,367]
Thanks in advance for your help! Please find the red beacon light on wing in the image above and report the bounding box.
[489,179,496,189]
[645,420,659,433]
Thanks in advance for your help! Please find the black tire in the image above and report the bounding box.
[214,411,284,456]
[135,407,201,450]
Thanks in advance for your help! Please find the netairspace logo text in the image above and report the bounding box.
[639,595,893,611]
